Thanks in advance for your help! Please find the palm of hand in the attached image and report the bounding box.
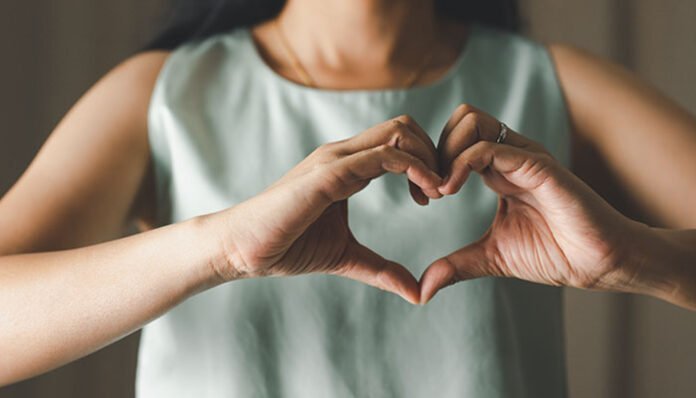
[429,161,626,297]
[268,200,354,276]
[488,192,613,289]
[223,110,632,305]
[228,177,418,300]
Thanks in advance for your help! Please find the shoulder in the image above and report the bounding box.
[112,51,172,82]
[545,42,653,102]
[546,43,623,75]
[62,51,173,146]
[545,43,657,142]
[100,51,172,101]
[0,50,176,250]
[70,51,174,155]
[546,43,633,93]
[87,51,172,124]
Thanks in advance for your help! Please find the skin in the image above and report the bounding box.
[419,105,696,308]
[1,0,695,386]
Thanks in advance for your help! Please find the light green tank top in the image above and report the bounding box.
[139,23,571,398]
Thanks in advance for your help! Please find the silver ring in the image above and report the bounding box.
[496,122,509,144]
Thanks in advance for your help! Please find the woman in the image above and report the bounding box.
[0,0,694,396]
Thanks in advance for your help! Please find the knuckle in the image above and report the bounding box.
[455,103,475,117]
[460,112,483,135]
[374,143,393,155]
[316,142,331,151]
[327,140,347,153]
[390,120,412,137]
[312,142,331,155]
[389,129,411,147]
[476,140,495,152]
[393,114,415,126]
[311,142,341,163]
[465,111,482,125]
[389,119,403,129]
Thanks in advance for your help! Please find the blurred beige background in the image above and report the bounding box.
[1,1,695,397]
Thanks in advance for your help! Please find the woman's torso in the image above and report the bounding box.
[138,24,571,398]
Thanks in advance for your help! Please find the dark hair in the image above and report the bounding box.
[146,0,520,51]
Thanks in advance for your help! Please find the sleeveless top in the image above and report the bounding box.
[139,23,571,398]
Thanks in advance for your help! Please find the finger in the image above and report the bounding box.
[418,258,458,305]
[324,144,443,201]
[438,106,550,190]
[440,104,544,152]
[419,240,493,304]
[438,111,489,173]
[380,124,442,200]
[438,140,556,196]
[393,115,443,199]
[392,115,439,169]
[334,242,420,304]
[340,117,435,166]
[409,180,430,206]
[340,116,442,199]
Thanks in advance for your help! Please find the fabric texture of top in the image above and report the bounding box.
[139,23,571,398]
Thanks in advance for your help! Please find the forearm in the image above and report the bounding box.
[627,222,696,310]
[0,214,227,385]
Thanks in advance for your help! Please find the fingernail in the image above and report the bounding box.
[440,174,450,187]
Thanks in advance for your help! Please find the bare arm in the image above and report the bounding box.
[0,52,167,254]
[548,44,696,306]
[0,49,441,383]
[548,44,696,228]
[418,105,696,310]
[0,214,225,384]
[0,51,229,384]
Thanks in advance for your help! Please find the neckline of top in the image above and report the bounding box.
[237,23,481,99]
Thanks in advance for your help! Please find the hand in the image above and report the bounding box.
[218,116,442,304]
[420,105,641,303]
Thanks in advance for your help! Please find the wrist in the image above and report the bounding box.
[184,211,240,288]
[625,221,696,309]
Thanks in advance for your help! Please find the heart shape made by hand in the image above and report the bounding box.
[289,106,548,305]
[230,104,625,309]
[324,105,624,307]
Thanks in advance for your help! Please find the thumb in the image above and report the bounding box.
[334,242,420,305]
[419,240,494,304]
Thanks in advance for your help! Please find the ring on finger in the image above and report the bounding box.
[495,122,509,144]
